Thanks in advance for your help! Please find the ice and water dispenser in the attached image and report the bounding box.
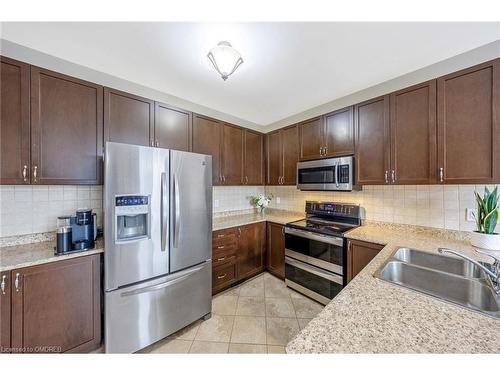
[115,195,151,242]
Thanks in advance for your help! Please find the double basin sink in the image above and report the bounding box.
[374,248,500,319]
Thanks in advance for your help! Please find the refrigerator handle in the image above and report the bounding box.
[161,172,168,252]
[173,174,180,248]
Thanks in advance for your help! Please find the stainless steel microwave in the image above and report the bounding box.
[296,156,354,191]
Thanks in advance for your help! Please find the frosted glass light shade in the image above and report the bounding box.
[207,41,243,81]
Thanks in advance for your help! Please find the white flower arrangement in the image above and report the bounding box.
[250,194,273,212]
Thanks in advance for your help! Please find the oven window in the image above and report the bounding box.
[285,233,343,266]
[285,263,343,300]
[298,166,335,184]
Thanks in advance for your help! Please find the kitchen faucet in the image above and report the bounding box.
[438,248,500,294]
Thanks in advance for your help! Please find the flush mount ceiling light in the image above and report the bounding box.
[207,41,244,81]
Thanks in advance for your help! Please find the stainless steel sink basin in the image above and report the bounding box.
[393,248,486,279]
[374,248,500,319]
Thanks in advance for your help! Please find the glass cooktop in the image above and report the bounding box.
[286,218,357,236]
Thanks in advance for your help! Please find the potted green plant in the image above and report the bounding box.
[471,186,500,251]
[250,194,273,213]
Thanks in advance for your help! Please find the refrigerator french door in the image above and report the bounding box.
[104,142,212,353]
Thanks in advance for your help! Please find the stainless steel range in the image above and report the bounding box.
[285,201,361,305]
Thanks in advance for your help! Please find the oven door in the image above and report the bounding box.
[296,157,353,191]
[285,227,344,275]
[285,257,343,305]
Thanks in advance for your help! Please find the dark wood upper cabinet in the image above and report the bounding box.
[104,88,153,147]
[192,114,222,185]
[222,124,244,185]
[299,117,323,160]
[355,95,390,185]
[390,80,437,184]
[237,223,266,281]
[10,254,101,353]
[266,125,299,186]
[243,130,264,185]
[437,59,500,184]
[266,222,285,279]
[0,271,11,352]
[266,130,282,185]
[281,125,300,185]
[154,102,192,151]
[324,106,354,157]
[0,57,30,185]
[31,67,103,185]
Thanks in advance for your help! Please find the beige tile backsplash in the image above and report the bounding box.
[0,183,497,238]
[0,185,103,237]
[265,184,499,233]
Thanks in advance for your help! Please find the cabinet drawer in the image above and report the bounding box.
[212,235,237,248]
[213,228,238,242]
[213,254,236,268]
[212,262,237,291]
[213,242,237,258]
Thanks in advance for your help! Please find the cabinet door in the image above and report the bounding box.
[266,130,282,185]
[437,59,500,183]
[222,124,244,185]
[355,95,390,185]
[299,117,323,160]
[390,81,437,185]
[0,57,30,185]
[237,223,265,281]
[324,106,354,157]
[347,239,384,282]
[11,255,101,353]
[31,67,103,185]
[281,125,300,185]
[192,115,222,185]
[0,271,11,352]
[154,102,191,151]
[243,130,264,185]
[266,222,285,279]
[104,88,153,147]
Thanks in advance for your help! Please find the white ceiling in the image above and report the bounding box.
[1,22,499,126]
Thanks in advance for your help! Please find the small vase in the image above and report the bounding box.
[470,231,500,251]
[258,206,266,214]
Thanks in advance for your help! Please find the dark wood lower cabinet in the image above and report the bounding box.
[266,222,285,279]
[0,271,11,352]
[347,239,385,282]
[3,254,101,353]
[212,223,266,294]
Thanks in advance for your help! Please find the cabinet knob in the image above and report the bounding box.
[1,275,6,294]
[14,272,20,292]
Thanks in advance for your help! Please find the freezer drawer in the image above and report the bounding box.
[105,261,212,353]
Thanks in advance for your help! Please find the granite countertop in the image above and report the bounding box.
[213,211,304,231]
[0,237,104,272]
[286,222,500,353]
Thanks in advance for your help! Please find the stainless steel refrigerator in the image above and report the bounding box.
[104,142,212,353]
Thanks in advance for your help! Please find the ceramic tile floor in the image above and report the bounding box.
[138,272,324,354]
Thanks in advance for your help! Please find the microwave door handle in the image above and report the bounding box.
[173,174,180,248]
[161,172,168,252]
[334,162,339,188]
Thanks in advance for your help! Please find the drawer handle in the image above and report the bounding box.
[14,273,20,292]
[217,246,225,249]
[217,234,225,238]
[217,257,226,262]
[217,274,227,279]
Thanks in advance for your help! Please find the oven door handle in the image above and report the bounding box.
[285,256,343,285]
[285,227,344,247]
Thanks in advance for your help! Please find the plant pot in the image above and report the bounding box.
[470,231,500,251]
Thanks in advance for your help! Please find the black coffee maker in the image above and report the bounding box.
[55,209,97,255]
